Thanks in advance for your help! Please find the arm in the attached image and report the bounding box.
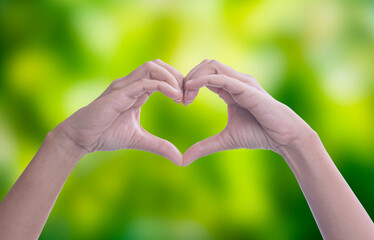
[0,59,184,240]
[0,132,85,239]
[280,129,374,240]
[182,59,374,240]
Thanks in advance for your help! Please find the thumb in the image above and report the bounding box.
[182,131,229,167]
[133,129,183,166]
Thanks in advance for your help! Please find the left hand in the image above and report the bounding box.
[54,59,184,165]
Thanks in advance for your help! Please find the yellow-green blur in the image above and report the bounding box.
[0,0,373,239]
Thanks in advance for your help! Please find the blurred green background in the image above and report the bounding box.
[0,0,373,239]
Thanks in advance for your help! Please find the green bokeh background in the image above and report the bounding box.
[0,0,373,239]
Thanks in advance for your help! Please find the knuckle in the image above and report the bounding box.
[110,78,122,88]
[143,61,156,69]
[175,71,183,79]
[245,73,257,82]
[208,59,221,74]
[210,59,219,65]
[156,82,164,89]
[138,78,148,84]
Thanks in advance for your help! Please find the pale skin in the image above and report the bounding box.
[0,59,373,239]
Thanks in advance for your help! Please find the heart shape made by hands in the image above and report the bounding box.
[140,90,227,164]
[135,59,283,167]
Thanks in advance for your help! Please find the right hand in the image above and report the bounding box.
[182,59,316,166]
[53,59,184,165]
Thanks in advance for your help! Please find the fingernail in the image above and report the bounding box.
[185,90,196,103]
[184,89,190,101]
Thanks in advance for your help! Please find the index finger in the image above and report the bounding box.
[182,59,211,105]
[153,59,184,89]
[183,60,259,103]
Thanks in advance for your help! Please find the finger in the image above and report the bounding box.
[131,93,149,108]
[184,60,263,103]
[188,59,252,83]
[206,86,236,105]
[114,60,181,92]
[153,59,184,104]
[183,59,215,104]
[153,59,184,89]
[184,59,211,81]
[134,129,183,166]
[183,60,217,104]
[109,79,182,113]
[185,74,270,118]
[125,78,182,100]
[183,88,200,105]
[182,59,211,105]
[143,60,181,89]
[182,132,228,167]
[186,74,247,94]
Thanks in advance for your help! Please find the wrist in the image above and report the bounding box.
[278,127,320,155]
[45,128,88,163]
[277,128,326,172]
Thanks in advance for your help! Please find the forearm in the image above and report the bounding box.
[279,131,374,240]
[0,130,86,239]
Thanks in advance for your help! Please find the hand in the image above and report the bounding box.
[54,59,184,165]
[182,59,315,166]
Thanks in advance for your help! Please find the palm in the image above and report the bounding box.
[182,73,298,165]
[204,85,272,151]
[60,88,182,165]
[182,83,309,166]
[57,59,185,165]
[60,96,140,153]
[223,104,272,150]
[92,108,139,151]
